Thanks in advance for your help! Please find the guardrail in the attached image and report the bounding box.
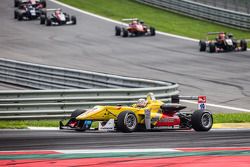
[135,0,250,30]
[0,58,179,120]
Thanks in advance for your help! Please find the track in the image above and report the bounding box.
[0,129,250,151]
[0,0,250,110]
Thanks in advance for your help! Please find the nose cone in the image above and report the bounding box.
[76,106,105,120]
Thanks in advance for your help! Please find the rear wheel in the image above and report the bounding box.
[191,110,213,131]
[71,15,77,25]
[46,17,51,26]
[240,39,247,51]
[209,42,216,53]
[150,27,155,36]
[199,40,206,51]
[117,111,137,132]
[115,26,121,36]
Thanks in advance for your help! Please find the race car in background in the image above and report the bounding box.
[60,93,213,133]
[14,0,46,8]
[14,2,45,21]
[40,8,77,26]
[115,18,156,37]
[199,32,247,53]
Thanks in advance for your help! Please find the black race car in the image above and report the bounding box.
[199,32,247,53]
[40,9,77,26]
[14,2,45,21]
[14,0,46,8]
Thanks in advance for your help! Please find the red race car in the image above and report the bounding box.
[115,18,156,37]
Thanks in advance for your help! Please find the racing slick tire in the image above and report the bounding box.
[17,13,23,21]
[209,42,216,53]
[117,111,137,132]
[14,10,18,19]
[70,109,88,131]
[46,17,51,26]
[122,28,128,37]
[115,26,121,36]
[40,15,46,24]
[150,27,155,36]
[191,110,213,131]
[240,39,247,51]
[14,0,19,7]
[199,40,206,51]
[71,15,77,25]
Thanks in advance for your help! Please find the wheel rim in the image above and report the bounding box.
[125,113,137,130]
[201,113,212,128]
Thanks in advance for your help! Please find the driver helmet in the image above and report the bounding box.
[228,33,233,38]
[55,9,61,15]
[218,32,225,40]
[132,20,137,24]
[137,98,147,107]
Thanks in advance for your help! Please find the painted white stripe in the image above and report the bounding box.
[27,127,59,130]
[181,100,250,112]
[56,148,181,154]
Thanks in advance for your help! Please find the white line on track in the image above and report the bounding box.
[49,0,250,112]
[56,148,181,154]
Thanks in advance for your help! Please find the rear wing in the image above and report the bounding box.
[122,18,139,22]
[171,95,207,110]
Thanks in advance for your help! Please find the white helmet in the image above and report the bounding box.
[137,98,147,107]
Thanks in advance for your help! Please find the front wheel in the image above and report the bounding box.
[46,17,51,26]
[117,111,137,132]
[71,15,77,25]
[122,28,128,37]
[199,40,206,51]
[149,27,155,36]
[40,15,45,24]
[240,39,247,51]
[115,26,121,36]
[191,110,213,131]
[209,42,216,53]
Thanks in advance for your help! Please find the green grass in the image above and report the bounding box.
[58,0,250,40]
[1,113,250,128]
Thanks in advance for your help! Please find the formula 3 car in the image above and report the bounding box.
[14,0,46,8]
[40,8,77,26]
[115,18,156,37]
[14,2,45,21]
[199,32,247,53]
[60,93,213,133]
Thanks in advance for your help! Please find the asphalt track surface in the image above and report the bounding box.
[0,0,250,152]
[0,129,250,151]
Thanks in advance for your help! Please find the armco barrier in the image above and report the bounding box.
[136,0,250,30]
[0,58,179,120]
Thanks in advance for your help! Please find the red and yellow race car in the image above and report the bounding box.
[60,93,213,133]
[115,18,156,37]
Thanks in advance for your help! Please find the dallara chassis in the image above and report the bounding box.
[60,93,213,133]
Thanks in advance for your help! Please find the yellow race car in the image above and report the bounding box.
[60,93,213,132]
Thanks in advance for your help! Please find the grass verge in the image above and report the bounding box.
[1,113,250,128]
[58,0,250,40]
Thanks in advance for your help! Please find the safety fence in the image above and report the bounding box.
[135,0,250,30]
[0,58,179,120]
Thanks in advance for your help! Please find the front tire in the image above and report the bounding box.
[240,39,247,51]
[199,40,206,51]
[122,28,128,37]
[115,26,121,36]
[46,17,51,26]
[117,111,137,132]
[209,42,216,53]
[40,15,45,24]
[150,27,155,36]
[191,110,213,131]
[71,15,77,25]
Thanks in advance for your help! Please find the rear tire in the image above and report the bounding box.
[199,40,206,51]
[209,42,216,53]
[240,39,247,51]
[115,26,121,36]
[46,17,51,26]
[150,27,155,36]
[117,111,137,132]
[71,15,77,25]
[191,110,213,131]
